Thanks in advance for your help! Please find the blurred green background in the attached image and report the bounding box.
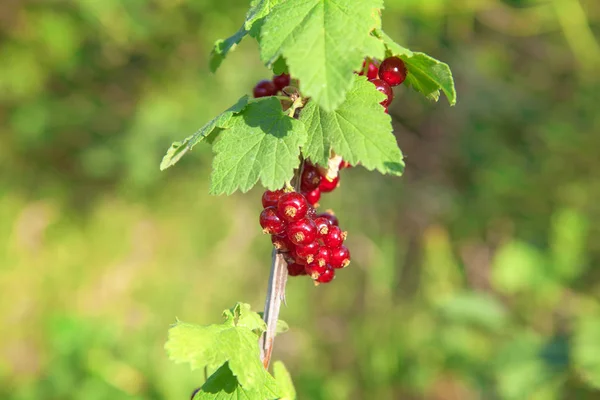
[1,0,599,399]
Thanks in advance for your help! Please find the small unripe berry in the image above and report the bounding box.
[287,218,317,245]
[330,245,351,269]
[277,192,309,222]
[260,206,286,235]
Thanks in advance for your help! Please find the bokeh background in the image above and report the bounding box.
[1,0,599,399]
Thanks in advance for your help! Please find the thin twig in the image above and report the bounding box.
[260,250,289,368]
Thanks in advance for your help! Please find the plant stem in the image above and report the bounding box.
[260,113,305,367]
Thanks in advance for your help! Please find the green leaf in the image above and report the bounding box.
[400,52,457,106]
[209,27,248,73]
[210,97,307,195]
[491,240,547,294]
[257,312,289,335]
[193,363,281,400]
[299,76,404,175]
[273,361,296,400]
[165,303,267,389]
[209,0,282,72]
[160,96,249,171]
[437,291,507,330]
[223,303,267,335]
[373,29,413,57]
[549,208,589,282]
[260,0,385,111]
[246,0,282,38]
[572,315,600,389]
[373,29,456,106]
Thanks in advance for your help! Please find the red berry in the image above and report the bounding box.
[287,262,306,276]
[304,188,321,206]
[305,261,327,279]
[295,241,320,263]
[260,206,286,234]
[339,160,352,169]
[271,234,294,252]
[272,73,290,91]
[313,217,331,237]
[324,225,345,248]
[317,212,339,227]
[277,192,308,222]
[314,246,331,267]
[287,218,317,245]
[370,78,394,107]
[379,56,408,87]
[367,60,380,80]
[315,265,335,283]
[262,189,284,208]
[301,165,322,191]
[330,245,351,269]
[253,80,278,98]
[319,176,340,193]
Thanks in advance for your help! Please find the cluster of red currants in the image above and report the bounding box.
[253,73,291,98]
[358,56,408,113]
[259,163,351,285]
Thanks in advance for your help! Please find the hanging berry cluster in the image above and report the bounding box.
[253,73,291,98]
[358,56,408,113]
[259,162,352,285]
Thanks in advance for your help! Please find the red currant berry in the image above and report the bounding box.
[303,188,321,206]
[260,206,286,235]
[379,56,408,87]
[370,78,394,107]
[277,192,308,222]
[319,176,340,193]
[287,218,317,245]
[253,80,278,98]
[300,165,322,191]
[295,241,320,263]
[339,160,352,169]
[287,262,306,276]
[272,73,290,91]
[315,265,335,283]
[324,225,345,248]
[317,212,339,227]
[329,245,350,269]
[262,189,284,208]
[366,60,380,80]
[313,216,331,237]
[305,261,327,279]
[314,246,331,267]
[271,234,294,252]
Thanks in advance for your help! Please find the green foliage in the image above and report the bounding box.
[399,52,457,105]
[209,97,307,194]
[299,76,404,174]
[273,361,296,400]
[166,303,290,398]
[160,96,249,171]
[259,0,385,111]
